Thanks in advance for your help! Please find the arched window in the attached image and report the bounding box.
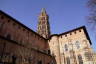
[75,41,80,49]
[66,57,70,64]
[78,55,83,64]
[65,44,68,51]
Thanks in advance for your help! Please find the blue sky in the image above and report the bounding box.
[0,0,96,51]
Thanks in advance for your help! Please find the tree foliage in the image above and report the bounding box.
[87,0,96,30]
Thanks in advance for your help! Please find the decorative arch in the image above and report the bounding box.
[78,54,83,64]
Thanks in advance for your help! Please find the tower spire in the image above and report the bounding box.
[37,8,51,39]
[40,8,47,16]
[41,8,46,13]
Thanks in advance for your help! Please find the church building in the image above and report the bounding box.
[37,8,94,64]
[0,8,94,64]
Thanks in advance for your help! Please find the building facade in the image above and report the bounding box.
[0,10,56,64]
[48,27,94,64]
[37,9,94,64]
[0,8,94,64]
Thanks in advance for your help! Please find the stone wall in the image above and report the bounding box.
[0,36,55,64]
[48,27,93,64]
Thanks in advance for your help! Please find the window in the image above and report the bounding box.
[12,55,16,64]
[6,34,11,40]
[23,28,25,31]
[48,50,51,54]
[79,29,81,32]
[75,41,80,49]
[28,57,31,64]
[65,34,67,37]
[66,57,70,64]
[84,52,92,61]
[74,31,76,34]
[78,55,83,64]
[8,20,10,22]
[37,60,42,64]
[65,44,68,51]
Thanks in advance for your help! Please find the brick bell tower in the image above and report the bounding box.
[37,8,51,39]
